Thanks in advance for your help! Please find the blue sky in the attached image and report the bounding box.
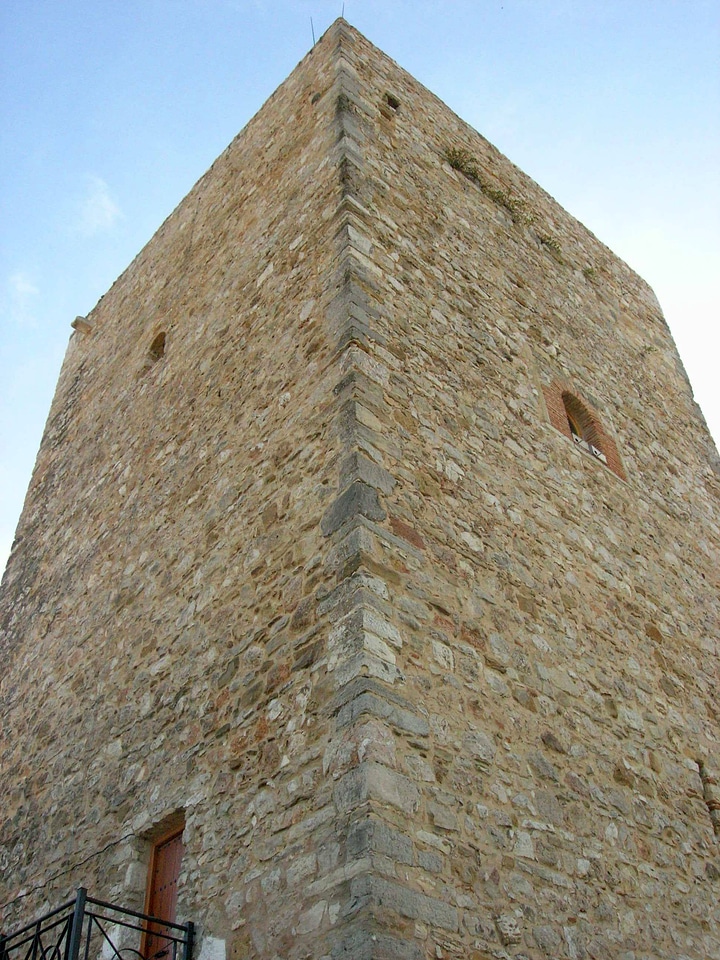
[1,0,719,574]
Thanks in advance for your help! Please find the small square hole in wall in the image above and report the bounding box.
[380,92,401,118]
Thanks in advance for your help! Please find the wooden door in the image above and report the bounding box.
[143,829,185,960]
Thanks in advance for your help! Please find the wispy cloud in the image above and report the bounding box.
[77,175,123,236]
[3,271,40,328]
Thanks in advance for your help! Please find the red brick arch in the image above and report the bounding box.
[542,380,626,480]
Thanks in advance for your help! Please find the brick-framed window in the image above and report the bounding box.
[542,380,626,480]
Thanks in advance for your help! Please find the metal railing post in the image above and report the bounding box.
[183,923,194,960]
[30,920,41,960]
[66,889,87,960]
[0,933,7,960]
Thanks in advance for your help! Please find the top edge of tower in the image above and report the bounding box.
[79,13,664,337]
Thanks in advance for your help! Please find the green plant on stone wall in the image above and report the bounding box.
[538,233,563,260]
[444,147,481,182]
[487,187,535,226]
[444,146,535,226]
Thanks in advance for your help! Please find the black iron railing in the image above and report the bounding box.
[0,889,193,960]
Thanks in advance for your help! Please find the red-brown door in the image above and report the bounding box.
[143,829,185,960]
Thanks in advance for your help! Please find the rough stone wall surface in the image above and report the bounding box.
[1,25,351,955]
[2,19,719,960]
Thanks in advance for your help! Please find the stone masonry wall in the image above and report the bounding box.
[308,23,720,960]
[0,25,360,958]
[2,19,719,960]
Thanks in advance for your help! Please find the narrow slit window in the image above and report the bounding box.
[567,411,583,441]
[562,392,607,464]
[149,332,166,363]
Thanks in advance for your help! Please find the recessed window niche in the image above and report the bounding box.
[543,379,626,479]
[149,332,166,362]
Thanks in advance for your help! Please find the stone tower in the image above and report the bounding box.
[2,19,719,960]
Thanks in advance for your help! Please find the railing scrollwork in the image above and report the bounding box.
[0,889,193,960]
